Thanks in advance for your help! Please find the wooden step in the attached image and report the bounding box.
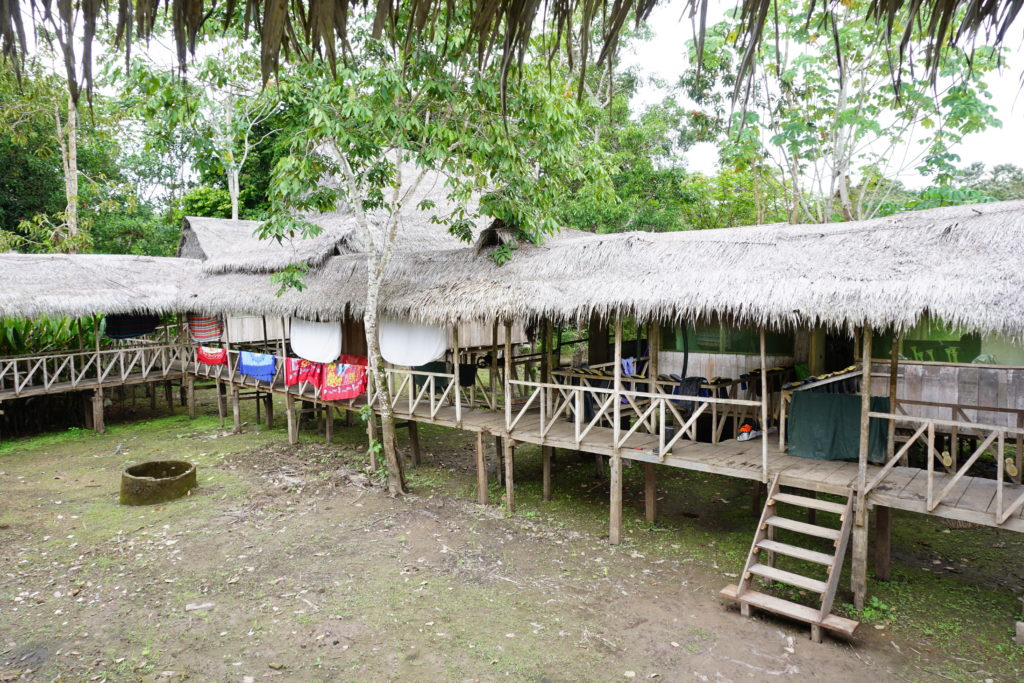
[756,539,835,566]
[720,585,858,636]
[765,515,841,541]
[747,563,828,593]
[772,493,847,515]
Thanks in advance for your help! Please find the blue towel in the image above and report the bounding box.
[240,351,276,381]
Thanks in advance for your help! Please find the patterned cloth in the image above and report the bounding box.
[284,357,323,388]
[197,346,227,365]
[239,351,276,382]
[321,355,368,401]
[187,314,223,342]
[105,314,160,339]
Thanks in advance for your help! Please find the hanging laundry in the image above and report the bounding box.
[458,363,477,388]
[240,351,276,382]
[321,361,368,401]
[187,314,223,342]
[197,346,227,366]
[379,316,447,366]
[339,353,368,366]
[284,357,324,388]
[105,313,160,339]
[290,317,342,364]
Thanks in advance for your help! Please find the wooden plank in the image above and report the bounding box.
[766,516,842,540]
[955,475,997,514]
[748,564,827,593]
[756,539,834,566]
[719,585,858,636]
[772,492,847,515]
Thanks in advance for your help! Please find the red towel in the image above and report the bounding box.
[284,357,323,388]
[321,362,367,400]
[197,346,226,365]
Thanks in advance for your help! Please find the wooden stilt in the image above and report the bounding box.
[874,506,892,581]
[503,438,515,513]
[644,462,656,522]
[149,383,157,410]
[610,314,623,545]
[231,386,241,431]
[91,390,105,435]
[215,379,226,427]
[286,393,298,445]
[325,404,334,443]
[806,490,817,525]
[475,432,488,505]
[264,393,273,428]
[185,375,196,419]
[751,480,763,516]
[851,515,869,609]
[82,394,94,430]
[164,381,174,414]
[408,420,421,465]
[494,436,504,486]
[610,453,623,544]
[542,446,553,501]
[595,453,605,480]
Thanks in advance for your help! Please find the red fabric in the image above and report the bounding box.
[197,346,226,365]
[321,362,368,401]
[284,357,323,388]
[338,354,368,366]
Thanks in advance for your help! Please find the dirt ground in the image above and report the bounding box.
[2,391,1023,682]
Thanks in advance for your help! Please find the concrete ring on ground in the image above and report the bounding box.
[120,461,197,505]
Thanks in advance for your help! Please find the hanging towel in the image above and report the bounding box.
[186,314,223,342]
[321,362,368,401]
[284,357,323,388]
[459,363,477,388]
[379,316,447,366]
[197,346,227,366]
[240,351,276,382]
[105,314,160,339]
[290,317,343,363]
[339,354,368,366]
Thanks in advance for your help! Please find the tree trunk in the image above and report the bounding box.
[227,167,240,220]
[363,256,407,496]
[56,92,79,250]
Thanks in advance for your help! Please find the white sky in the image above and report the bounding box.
[620,3,1024,187]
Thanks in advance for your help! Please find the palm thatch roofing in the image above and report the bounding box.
[180,164,489,275]
[0,254,198,319]
[183,200,1024,339]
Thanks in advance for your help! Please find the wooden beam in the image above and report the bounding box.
[852,516,869,610]
[644,462,656,522]
[542,446,553,501]
[889,334,902,464]
[504,320,513,432]
[853,327,874,610]
[610,314,624,545]
[475,432,488,505]
[407,420,421,465]
[215,379,225,427]
[286,392,298,445]
[231,386,241,431]
[759,328,769,483]
[91,389,104,435]
[503,438,515,513]
[185,374,196,419]
[874,506,892,581]
[325,404,334,443]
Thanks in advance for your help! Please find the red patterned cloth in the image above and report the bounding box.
[197,346,226,365]
[284,357,323,388]
[321,361,368,401]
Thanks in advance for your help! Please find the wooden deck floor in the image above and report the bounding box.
[0,371,186,401]
[389,401,1024,533]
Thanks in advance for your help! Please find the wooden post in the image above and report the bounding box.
[542,446,553,501]
[889,333,902,464]
[407,420,421,465]
[149,383,157,410]
[504,320,513,432]
[453,323,462,425]
[164,380,174,414]
[494,435,505,486]
[264,392,273,428]
[214,379,225,426]
[325,404,334,443]
[807,327,826,376]
[503,438,515,513]
[853,327,874,609]
[231,386,241,431]
[490,320,498,410]
[874,505,892,581]
[91,389,105,435]
[759,328,769,483]
[475,432,488,505]
[644,462,656,522]
[82,393,94,430]
[185,374,196,419]
[610,314,624,545]
[285,392,298,445]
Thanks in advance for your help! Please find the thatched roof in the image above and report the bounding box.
[182,200,1024,339]
[0,254,198,319]
[180,164,490,275]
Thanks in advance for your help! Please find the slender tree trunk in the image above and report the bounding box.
[227,167,240,220]
[56,92,79,250]
[363,254,407,496]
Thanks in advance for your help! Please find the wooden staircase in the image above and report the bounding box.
[720,474,860,642]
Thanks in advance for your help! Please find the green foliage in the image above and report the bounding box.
[0,316,100,356]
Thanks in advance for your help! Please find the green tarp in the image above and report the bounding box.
[788,393,889,464]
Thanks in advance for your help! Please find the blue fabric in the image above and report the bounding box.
[240,351,276,381]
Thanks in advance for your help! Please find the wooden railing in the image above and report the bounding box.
[506,379,762,464]
[384,367,460,423]
[865,411,1024,526]
[0,344,190,397]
